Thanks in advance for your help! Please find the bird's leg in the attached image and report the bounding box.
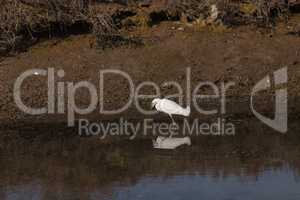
[168,114,177,138]
[169,114,176,125]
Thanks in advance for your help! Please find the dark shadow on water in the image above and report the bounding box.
[0,117,300,199]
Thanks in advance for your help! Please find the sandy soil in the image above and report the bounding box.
[0,22,300,127]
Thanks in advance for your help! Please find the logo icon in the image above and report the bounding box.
[251,67,288,133]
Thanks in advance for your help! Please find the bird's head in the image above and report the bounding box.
[151,98,161,109]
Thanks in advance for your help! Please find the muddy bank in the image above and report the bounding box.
[0,23,300,129]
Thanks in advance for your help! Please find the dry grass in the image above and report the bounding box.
[166,0,216,20]
[89,13,121,49]
[164,0,290,25]
[0,0,89,54]
[0,1,36,53]
[0,0,298,55]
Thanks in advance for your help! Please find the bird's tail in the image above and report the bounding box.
[182,106,191,116]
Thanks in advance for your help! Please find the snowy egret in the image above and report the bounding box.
[151,98,190,124]
[153,136,191,149]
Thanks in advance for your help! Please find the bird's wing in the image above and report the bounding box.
[161,99,184,114]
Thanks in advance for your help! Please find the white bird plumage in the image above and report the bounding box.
[151,98,190,124]
[151,98,192,149]
[153,136,191,150]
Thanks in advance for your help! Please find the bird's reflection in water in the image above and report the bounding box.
[0,118,300,200]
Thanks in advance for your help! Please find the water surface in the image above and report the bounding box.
[0,118,300,200]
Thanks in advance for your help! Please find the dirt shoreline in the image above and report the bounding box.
[0,24,300,129]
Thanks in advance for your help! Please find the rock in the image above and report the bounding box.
[206,4,219,24]
[210,5,219,21]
